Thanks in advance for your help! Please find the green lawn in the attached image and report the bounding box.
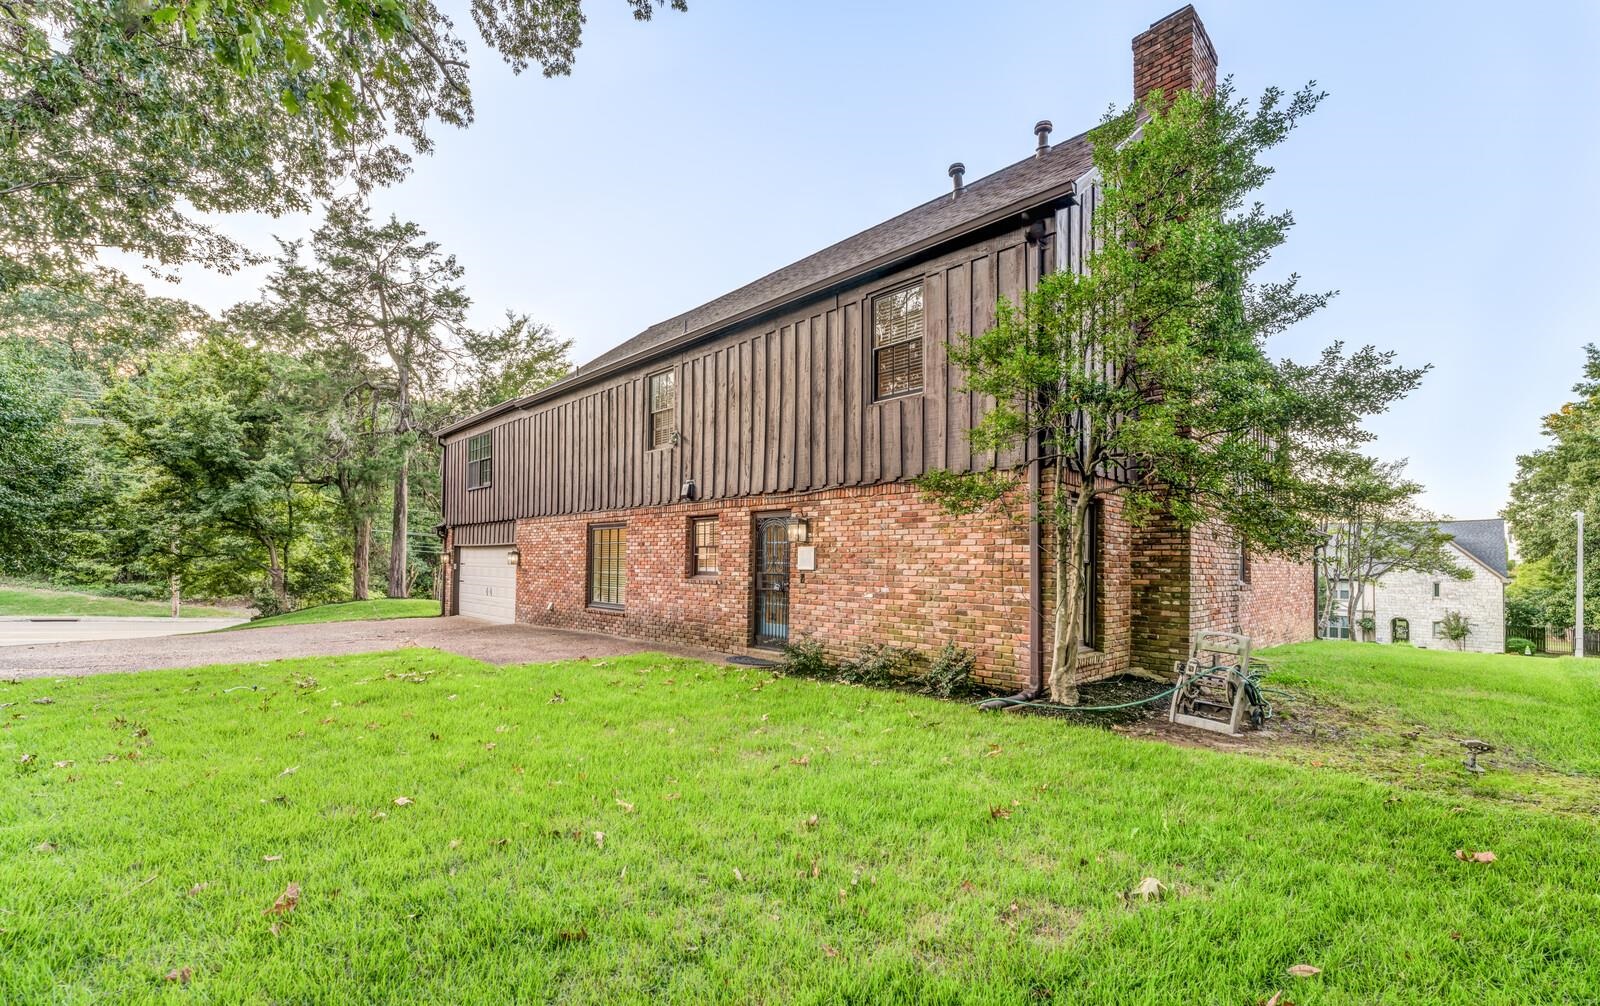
[0,582,239,619]
[4,647,1597,1003]
[1265,642,1600,775]
[231,598,438,629]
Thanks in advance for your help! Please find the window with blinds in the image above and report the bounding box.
[466,433,492,489]
[872,283,924,400]
[649,370,677,449]
[689,516,718,576]
[588,524,626,607]
[1080,503,1098,648]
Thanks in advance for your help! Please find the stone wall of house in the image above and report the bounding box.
[504,480,1134,693]
[1370,550,1505,653]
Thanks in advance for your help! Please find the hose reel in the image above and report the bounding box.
[1168,631,1268,737]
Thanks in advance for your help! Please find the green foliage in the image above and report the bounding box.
[776,639,833,680]
[917,81,1421,701]
[1,0,687,287]
[1506,637,1536,655]
[1506,345,1600,628]
[838,643,919,688]
[0,338,94,573]
[1439,610,1472,651]
[920,642,978,698]
[1506,555,1565,627]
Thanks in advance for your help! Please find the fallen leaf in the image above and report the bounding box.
[1454,849,1497,863]
[802,814,819,830]
[593,831,605,849]
[989,805,1012,821]
[279,765,299,777]
[164,967,192,985]
[733,868,744,882]
[489,837,510,847]
[558,926,589,942]
[484,742,497,751]
[34,841,57,854]
[448,838,462,850]
[789,756,810,766]
[371,811,388,820]
[31,696,53,705]
[263,854,283,862]
[1129,877,1166,902]
[393,796,414,807]
[822,944,839,958]
[187,883,208,897]
[264,882,300,916]
[1286,964,1321,978]
[615,798,635,813]
[52,760,73,769]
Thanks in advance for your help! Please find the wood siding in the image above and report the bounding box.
[444,217,1089,526]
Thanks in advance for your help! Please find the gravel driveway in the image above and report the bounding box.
[0,616,725,681]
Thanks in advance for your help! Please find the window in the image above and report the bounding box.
[1432,581,1441,597]
[1391,617,1410,643]
[690,517,718,576]
[1324,614,1351,640]
[1079,503,1098,648]
[466,433,492,489]
[1238,538,1251,584]
[587,524,626,608]
[872,283,924,399]
[649,370,677,449]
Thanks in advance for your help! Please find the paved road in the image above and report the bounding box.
[0,616,725,681]
[0,616,247,647]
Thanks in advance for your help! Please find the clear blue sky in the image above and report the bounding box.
[152,0,1600,523]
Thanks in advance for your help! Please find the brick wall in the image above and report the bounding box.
[504,480,1133,693]
[1132,5,1218,106]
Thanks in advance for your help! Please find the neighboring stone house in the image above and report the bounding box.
[435,7,1316,693]
[1330,519,1508,654]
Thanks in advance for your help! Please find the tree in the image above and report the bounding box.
[0,337,93,572]
[1309,452,1468,639]
[1505,344,1600,630]
[1506,555,1564,629]
[262,198,470,598]
[457,312,573,414]
[1,0,686,286]
[1439,609,1471,651]
[916,81,1422,704]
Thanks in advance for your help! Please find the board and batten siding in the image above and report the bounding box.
[444,215,1086,526]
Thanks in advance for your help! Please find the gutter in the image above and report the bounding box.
[437,179,1078,439]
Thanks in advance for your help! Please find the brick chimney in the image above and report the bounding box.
[1132,6,1218,106]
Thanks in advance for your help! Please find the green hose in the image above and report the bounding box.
[974,684,1178,713]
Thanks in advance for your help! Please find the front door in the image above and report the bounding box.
[754,515,791,646]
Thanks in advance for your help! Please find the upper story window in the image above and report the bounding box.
[1432,581,1441,597]
[649,370,677,449]
[689,516,718,576]
[466,433,492,489]
[873,283,924,400]
[1238,539,1251,584]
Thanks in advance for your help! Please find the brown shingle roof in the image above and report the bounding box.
[439,125,1097,436]
[577,127,1095,374]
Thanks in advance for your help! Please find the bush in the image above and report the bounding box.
[920,643,978,698]
[1507,637,1536,655]
[839,644,919,687]
[777,639,834,680]
[250,585,293,619]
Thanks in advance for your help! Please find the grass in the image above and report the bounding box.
[4,646,1598,1003]
[0,581,238,619]
[1265,642,1600,775]
[231,599,438,630]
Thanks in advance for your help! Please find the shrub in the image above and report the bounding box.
[1506,637,1536,655]
[839,644,919,687]
[919,643,978,698]
[777,639,834,680]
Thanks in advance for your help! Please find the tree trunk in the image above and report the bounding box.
[169,535,181,618]
[388,454,409,598]
[353,515,371,601]
[1047,477,1097,705]
[267,556,287,611]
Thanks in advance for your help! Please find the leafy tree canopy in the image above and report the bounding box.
[1,0,686,287]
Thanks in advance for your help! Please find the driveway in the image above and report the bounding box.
[0,616,728,681]
[0,615,247,647]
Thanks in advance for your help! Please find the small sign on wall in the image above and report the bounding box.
[795,545,817,571]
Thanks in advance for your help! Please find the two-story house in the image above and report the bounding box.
[436,6,1316,695]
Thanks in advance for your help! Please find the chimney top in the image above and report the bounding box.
[948,162,965,199]
[1132,5,1217,107]
[1034,120,1053,157]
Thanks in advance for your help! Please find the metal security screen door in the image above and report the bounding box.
[754,515,791,645]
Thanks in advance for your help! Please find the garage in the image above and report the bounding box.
[456,546,517,623]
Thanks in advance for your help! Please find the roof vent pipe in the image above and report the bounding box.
[1034,120,1053,157]
[948,162,965,199]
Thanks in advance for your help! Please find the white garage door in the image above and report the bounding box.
[457,546,517,623]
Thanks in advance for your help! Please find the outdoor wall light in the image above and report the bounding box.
[681,478,697,501]
[787,518,810,544]
[505,549,520,566]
